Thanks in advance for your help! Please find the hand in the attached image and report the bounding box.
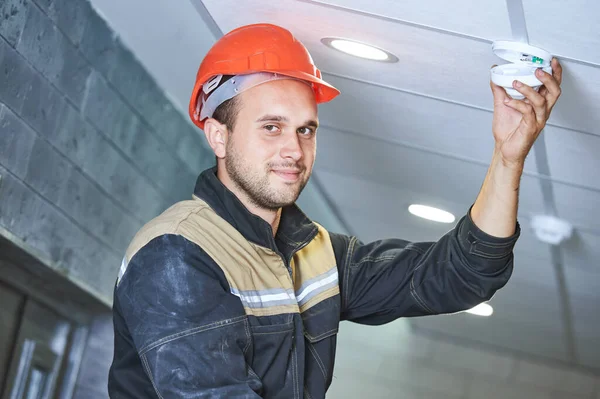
[489,58,563,169]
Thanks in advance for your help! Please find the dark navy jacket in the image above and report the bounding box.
[108,167,519,398]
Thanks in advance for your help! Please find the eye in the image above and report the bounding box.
[263,124,281,133]
[298,127,316,136]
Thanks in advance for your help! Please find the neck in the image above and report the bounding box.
[217,166,282,236]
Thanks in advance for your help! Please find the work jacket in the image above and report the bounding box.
[108,166,519,398]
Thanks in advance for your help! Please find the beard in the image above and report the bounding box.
[225,141,309,211]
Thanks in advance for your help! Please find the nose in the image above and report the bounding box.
[280,133,303,162]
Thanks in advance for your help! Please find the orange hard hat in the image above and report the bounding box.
[188,23,340,130]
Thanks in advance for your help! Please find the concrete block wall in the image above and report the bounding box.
[0,0,214,304]
[328,321,600,399]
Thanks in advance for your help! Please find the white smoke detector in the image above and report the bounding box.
[490,41,553,100]
[530,215,573,245]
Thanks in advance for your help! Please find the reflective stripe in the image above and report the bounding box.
[117,257,128,285]
[231,287,297,309]
[295,268,338,307]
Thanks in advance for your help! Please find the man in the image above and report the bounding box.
[108,23,562,398]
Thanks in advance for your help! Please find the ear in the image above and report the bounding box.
[203,118,228,159]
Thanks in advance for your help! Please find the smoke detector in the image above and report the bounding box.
[490,41,553,100]
[530,215,573,245]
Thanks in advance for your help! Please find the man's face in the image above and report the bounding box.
[224,79,318,211]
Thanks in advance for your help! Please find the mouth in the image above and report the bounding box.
[272,169,302,182]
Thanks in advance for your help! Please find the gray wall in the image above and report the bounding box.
[0,0,214,305]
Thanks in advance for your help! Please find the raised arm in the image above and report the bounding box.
[332,208,518,325]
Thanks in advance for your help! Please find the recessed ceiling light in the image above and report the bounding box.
[408,204,455,224]
[321,37,398,63]
[465,303,494,317]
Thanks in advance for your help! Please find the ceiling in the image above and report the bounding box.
[89,0,600,373]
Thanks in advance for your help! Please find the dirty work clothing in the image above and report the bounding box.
[108,166,519,398]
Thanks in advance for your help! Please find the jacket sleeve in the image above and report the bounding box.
[115,234,263,398]
[330,207,519,325]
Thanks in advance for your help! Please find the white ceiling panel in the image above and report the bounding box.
[309,0,512,40]
[336,199,462,245]
[315,127,545,214]
[203,0,600,135]
[545,128,600,191]
[315,170,552,260]
[524,0,600,65]
[411,311,568,363]
[203,0,498,104]
[553,181,600,233]
[315,170,472,240]
[319,73,538,173]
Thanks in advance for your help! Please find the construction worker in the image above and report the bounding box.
[108,23,562,398]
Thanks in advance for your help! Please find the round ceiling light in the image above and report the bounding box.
[321,37,398,62]
[408,204,456,224]
[465,303,494,317]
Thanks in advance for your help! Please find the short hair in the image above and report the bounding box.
[211,95,240,132]
[210,94,240,166]
[209,75,240,134]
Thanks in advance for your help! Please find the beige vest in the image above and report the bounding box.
[118,196,339,317]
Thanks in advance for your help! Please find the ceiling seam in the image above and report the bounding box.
[505,0,578,364]
[550,245,579,365]
[505,0,529,43]
[297,0,600,69]
[533,135,579,363]
[192,0,224,38]
[321,71,600,139]
[533,136,558,215]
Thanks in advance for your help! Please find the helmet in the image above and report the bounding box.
[188,23,340,130]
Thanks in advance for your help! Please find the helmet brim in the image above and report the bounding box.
[189,70,340,130]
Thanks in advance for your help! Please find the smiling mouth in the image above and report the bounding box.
[272,170,302,182]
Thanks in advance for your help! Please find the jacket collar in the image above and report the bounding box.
[193,167,317,253]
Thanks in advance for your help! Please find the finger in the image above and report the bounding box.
[489,67,509,105]
[535,68,562,109]
[504,98,537,130]
[551,58,563,86]
[490,80,509,104]
[512,80,547,124]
